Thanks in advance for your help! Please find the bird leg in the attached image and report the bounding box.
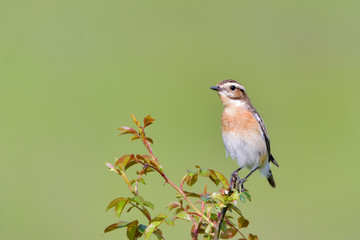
[237,167,259,192]
[230,167,243,192]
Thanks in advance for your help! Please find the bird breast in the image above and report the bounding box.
[221,106,268,169]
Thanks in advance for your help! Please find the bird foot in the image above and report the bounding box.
[230,170,240,190]
[236,178,247,193]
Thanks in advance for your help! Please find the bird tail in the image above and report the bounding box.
[266,170,276,188]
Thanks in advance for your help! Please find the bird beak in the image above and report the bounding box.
[210,86,221,91]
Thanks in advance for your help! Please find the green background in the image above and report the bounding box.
[1,0,359,239]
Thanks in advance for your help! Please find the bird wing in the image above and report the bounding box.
[249,103,279,167]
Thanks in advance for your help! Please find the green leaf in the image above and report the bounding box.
[122,154,135,169]
[115,199,128,217]
[196,166,210,177]
[228,191,240,202]
[200,196,211,202]
[153,229,164,240]
[239,195,245,203]
[209,169,230,189]
[242,191,251,201]
[106,197,124,211]
[130,135,140,141]
[164,217,175,226]
[132,196,145,206]
[144,201,154,210]
[175,208,184,215]
[220,221,227,233]
[176,211,191,222]
[104,221,130,233]
[138,178,146,184]
[131,113,141,128]
[126,220,139,240]
[205,224,213,235]
[138,224,147,233]
[144,220,163,240]
[229,205,242,215]
[186,173,198,187]
[211,192,225,202]
[153,214,167,221]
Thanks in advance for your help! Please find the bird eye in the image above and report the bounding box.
[230,86,236,91]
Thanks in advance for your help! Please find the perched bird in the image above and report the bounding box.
[210,79,279,191]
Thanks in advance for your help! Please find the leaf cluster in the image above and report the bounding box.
[105,114,259,240]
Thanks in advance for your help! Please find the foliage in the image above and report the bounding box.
[105,114,258,240]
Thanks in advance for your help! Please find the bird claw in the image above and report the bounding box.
[236,178,247,193]
[230,170,240,189]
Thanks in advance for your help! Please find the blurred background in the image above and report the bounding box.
[1,0,359,239]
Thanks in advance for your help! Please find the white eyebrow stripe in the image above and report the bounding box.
[222,82,245,91]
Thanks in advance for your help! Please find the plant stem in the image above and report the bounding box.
[119,169,135,193]
[140,128,214,227]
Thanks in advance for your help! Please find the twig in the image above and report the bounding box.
[214,173,237,240]
[225,218,246,239]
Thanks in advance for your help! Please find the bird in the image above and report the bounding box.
[210,79,279,191]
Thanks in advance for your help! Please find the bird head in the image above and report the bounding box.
[210,79,250,107]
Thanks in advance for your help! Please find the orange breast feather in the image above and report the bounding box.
[222,107,259,135]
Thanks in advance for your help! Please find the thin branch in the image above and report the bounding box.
[138,127,215,227]
[225,218,246,239]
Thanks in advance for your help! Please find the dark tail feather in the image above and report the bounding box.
[267,170,276,188]
[269,154,279,167]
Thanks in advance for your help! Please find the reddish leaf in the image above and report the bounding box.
[247,234,259,240]
[238,216,249,228]
[136,155,150,164]
[183,191,201,198]
[118,126,138,135]
[139,166,154,175]
[191,224,198,240]
[168,202,181,211]
[116,155,132,167]
[104,221,130,233]
[144,115,155,127]
[145,137,153,144]
[220,228,237,239]
[124,160,138,171]
[122,154,135,169]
